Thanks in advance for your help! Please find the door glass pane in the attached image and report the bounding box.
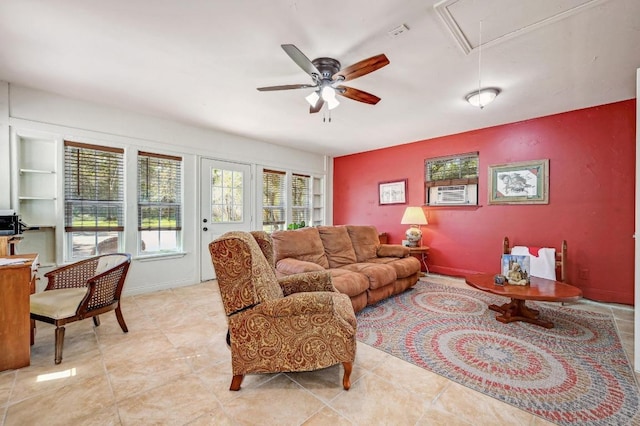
[210,168,244,223]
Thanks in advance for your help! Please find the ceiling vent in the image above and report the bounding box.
[434,0,609,54]
[388,24,410,38]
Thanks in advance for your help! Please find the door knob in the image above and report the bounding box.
[203,227,208,232]
[203,218,208,223]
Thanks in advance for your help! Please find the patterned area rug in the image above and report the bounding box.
[356,280,640,426]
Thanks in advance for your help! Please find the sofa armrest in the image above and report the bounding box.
[276,258,325,275]
[377,244,410,258]
[278,271,335,295]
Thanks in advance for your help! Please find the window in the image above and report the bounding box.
[425,152,479,206]
[261,170,316,232]
[64,141,124,259]
[291,173,310,227]
[262,169,286,232]
[137,151,182,254]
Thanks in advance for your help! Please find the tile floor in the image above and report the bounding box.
[0,275,636,426]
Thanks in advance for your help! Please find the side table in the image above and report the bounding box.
[408,246,429,274]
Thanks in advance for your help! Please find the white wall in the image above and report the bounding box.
[0,82,10,208]
[2,83,332,295]
[635,67,639,373]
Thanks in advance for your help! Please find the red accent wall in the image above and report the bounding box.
[333,100,636,305]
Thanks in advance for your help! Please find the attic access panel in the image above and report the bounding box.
[434,0,609,54]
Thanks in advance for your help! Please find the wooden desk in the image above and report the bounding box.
[409,246,429,273]
[465,273,582,329]
[0,253,38,371]
[0,235,22,256]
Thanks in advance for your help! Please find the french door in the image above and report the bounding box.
[200,158,252,281]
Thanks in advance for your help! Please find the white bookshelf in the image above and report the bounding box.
[12,134,58,227]
[10,130,61,269]
[311,176,324,227]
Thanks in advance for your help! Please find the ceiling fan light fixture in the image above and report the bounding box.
[305,91,320,107]
[465,87,500,109]
[321,86,337,102]
[257,44,389,114]
[326,97,340,110]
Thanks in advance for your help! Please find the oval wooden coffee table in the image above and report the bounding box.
[465,273,582,329]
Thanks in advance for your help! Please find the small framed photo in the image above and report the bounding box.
[378,179,407,205]
[501,254,531,285]
[488,159,549,205]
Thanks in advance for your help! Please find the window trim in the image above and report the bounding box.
[260,168,318,233]
[262,168,286,231]
[291,173,311,227]
[63,140,125,259]
[137,150,183,254]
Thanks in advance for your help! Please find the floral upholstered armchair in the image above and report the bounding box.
[209,231,357,391]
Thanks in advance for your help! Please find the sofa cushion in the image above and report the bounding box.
[346,225,380,262]
[327,269,370,297]
[271,227,329,269]
[339,263,396,290]
[318,226,358,268]
[367,256,421,279]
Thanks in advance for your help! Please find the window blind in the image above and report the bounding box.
[64,141,124,232]
[262,169,286,228]
[425,152,479,187]
[291,173,310,225]
[137,151,182,231]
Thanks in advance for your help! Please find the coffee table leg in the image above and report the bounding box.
[488,298,553,329]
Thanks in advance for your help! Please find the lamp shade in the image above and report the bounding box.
[400,207,428,225]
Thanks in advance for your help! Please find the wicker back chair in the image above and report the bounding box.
[30,253,131,364]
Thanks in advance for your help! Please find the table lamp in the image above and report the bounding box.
[400,207,428,247]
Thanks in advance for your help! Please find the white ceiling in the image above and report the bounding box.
[0,0,638,157]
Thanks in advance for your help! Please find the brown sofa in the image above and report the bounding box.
[271,225,421,312]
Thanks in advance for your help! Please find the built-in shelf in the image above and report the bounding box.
[11,132,60,266]
[311,176,324,227]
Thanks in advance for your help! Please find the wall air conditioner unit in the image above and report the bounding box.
[436,185,468,204]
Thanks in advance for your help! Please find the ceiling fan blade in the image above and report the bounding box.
[281,44,321,77]
[337,86,381,105]
[334,54,389,82]
[310,98,325,114]
[257,84,316,91]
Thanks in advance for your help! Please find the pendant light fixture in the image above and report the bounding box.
[466,20,500,109]
[466,87,500,108]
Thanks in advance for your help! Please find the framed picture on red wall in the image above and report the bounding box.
[488,159,549,204]
[379,179,407,205]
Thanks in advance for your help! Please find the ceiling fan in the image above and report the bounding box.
[257,44,390,113]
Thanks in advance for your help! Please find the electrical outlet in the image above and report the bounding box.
[578,268,589,280]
